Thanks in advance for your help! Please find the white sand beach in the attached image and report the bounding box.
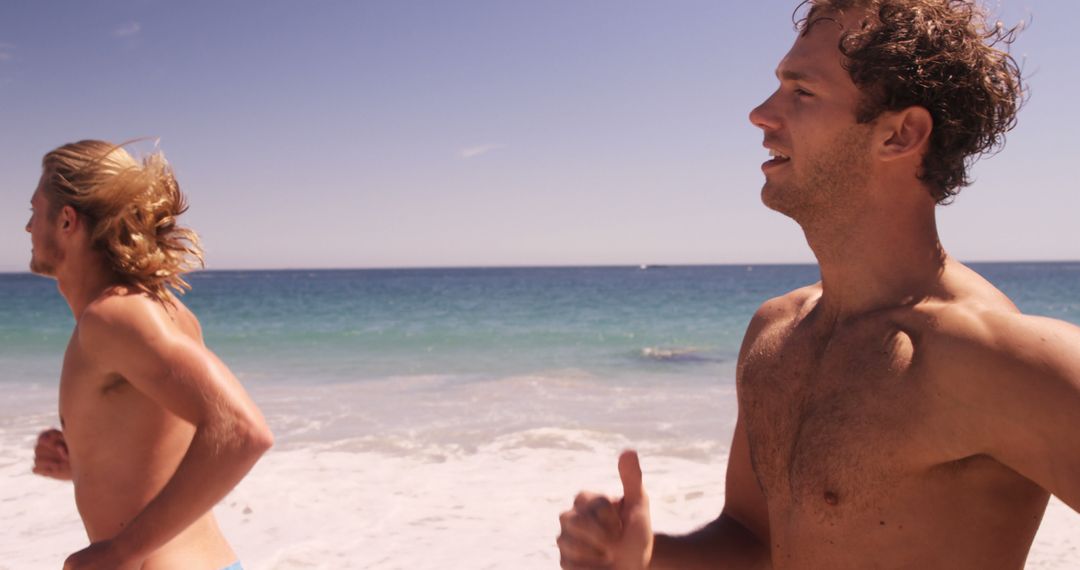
[2,430,1077,569]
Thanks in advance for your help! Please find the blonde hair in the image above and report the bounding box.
[41,140,204,304]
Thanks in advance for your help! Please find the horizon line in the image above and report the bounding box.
[2,258,1078,276]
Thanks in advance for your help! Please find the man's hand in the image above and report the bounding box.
[558,450,654,569]
[32,428,71,481]
[62,540,141,570]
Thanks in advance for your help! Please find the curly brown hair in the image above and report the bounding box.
[41,140,204,305]
[796,0,1025,203]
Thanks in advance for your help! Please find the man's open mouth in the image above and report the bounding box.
[763,149,791,169]
[768,149,790,162]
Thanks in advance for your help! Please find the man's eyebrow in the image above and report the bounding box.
[776,69,820,83]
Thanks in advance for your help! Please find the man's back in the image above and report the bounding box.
[739,259,1051,568]
[60,290,237,569]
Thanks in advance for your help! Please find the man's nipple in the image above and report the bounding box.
[824,490,840,506]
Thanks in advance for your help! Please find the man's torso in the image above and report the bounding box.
[738,265,1049,569]
[59,294,235,568]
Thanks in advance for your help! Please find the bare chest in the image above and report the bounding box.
[58,331,125,427]
[58,330,179,468]
[738,321,929,513]
[59,332,104,429]
[56,327,198,541]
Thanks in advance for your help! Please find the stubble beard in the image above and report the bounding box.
[28,235,62,277]
[762,124,874,229]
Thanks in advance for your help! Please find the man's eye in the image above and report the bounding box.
[794,88,813,97]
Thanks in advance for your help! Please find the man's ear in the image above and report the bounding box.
[59,205,79,235]
[877,106,933,162]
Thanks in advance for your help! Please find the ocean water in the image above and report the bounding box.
[2,263,1079,568]
[5,262,1078,379]
[3,263,1080,444]
[2,265,802,381]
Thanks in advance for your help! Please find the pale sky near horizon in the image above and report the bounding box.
[1,1,1076,272]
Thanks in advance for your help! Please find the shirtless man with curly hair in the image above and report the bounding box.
[557,1,1080,568]
[28,140,273,570]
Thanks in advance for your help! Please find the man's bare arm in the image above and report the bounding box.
[936,310,1080,511]
[557,299,781,569]
[648,295,785,569]
[75,296,273,563]
[650,418,771,570]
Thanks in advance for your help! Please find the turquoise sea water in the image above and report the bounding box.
[2,263,1078,448]
[3,263,1079,385]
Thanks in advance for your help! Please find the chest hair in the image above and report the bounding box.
[738,319,920,512]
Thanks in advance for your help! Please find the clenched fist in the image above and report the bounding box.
[33,428,71,480]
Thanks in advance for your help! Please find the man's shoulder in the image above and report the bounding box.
[909,297,1080,478]
[78,288,194,348]
[893,260,1017,345]
[80,288,163,327]
[751,284,821,326]
[738,284,822,356]
[910,298,1080,383]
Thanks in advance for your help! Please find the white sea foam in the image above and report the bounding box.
[0,429,729,569]
[2,433,1077,569]
[639,346,711,362]
[2,375,1077,568]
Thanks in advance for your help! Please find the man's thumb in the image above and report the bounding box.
[618,449,645,505]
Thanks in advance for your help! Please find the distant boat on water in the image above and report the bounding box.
[638,264,669,270]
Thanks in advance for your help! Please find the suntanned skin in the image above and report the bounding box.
[27,174,273,570]
[558,8,1080,570]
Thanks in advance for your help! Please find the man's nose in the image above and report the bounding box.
[749,92,781,131]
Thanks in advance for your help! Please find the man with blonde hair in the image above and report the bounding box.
[28,140,273,570]
[557,1,1080,568]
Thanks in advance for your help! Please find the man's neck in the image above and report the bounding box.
[55,253,122,320]
[802,193,946,322]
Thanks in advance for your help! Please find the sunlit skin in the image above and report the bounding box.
[27,174,273,570]
[26,182,65,276]
[557,9,1080,570]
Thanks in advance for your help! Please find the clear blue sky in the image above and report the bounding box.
[1,1,1076,271]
